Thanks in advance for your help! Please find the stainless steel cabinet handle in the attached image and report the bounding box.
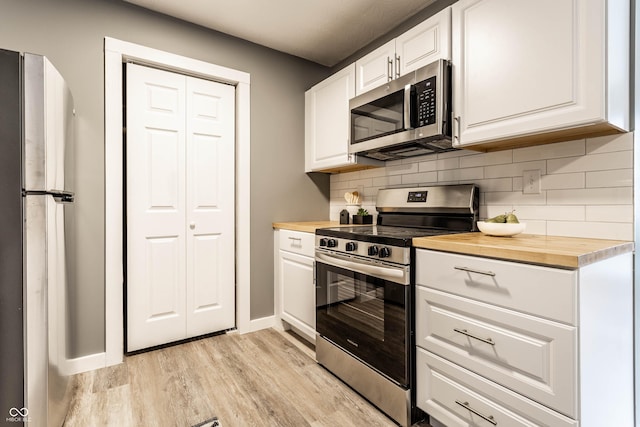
[454,328,495,346]
[395,55,400,78]
[288,237,303,246]
[454,266,496,277]
[453,115,461,143]
[387,57,393,81]
[455,400,497,425]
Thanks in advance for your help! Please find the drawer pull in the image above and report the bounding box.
[454,265,496,277]
[454,328,495,346]
[455,400,497,425]
[288,236,303,246]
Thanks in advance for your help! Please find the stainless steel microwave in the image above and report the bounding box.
[348,59,454,161]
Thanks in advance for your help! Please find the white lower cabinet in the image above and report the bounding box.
[416,286,576,417]
[274,229,316,343]
[415,248,634,427]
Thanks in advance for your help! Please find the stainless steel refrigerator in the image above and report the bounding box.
[0,49,75,427]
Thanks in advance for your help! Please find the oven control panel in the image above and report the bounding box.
[316,236,410,266]
[407,190,427,203]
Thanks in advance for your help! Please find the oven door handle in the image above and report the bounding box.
[316,252,407,284]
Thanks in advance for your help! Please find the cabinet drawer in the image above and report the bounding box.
[415,249,577,324]
[278,229,315,257]
[416,286,576,418]
[416,348,577,427]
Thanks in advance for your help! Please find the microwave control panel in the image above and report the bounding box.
[415,76,437,127]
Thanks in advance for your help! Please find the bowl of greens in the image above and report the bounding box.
[477,211,526,237]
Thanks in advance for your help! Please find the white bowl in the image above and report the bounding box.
[477,221,526,237]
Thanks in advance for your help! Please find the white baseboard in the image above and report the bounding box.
[65,317,274,375]
[241,315,275,333]
[65,352,108,375]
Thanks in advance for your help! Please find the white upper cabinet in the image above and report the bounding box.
[355,40,396,96]
[355,7,452,96]
[305,64,356,172]
[396,8,451,77]
[451,0,629,150]
[305,64,381,172]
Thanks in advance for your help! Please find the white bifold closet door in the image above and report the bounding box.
[126,63,235,352]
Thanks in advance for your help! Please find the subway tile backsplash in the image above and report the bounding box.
[330,132,634,241]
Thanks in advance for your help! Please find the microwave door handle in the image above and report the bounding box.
[404,84,412,129]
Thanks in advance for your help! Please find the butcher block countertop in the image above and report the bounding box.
[272,221,344,233]
[413,233,634,269]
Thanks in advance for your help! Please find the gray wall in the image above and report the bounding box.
[0,0,330,357]
[330,0,458,73]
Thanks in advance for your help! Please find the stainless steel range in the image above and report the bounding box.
[315,184,479,426]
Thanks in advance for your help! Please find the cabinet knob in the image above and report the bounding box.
[190,222,196,229]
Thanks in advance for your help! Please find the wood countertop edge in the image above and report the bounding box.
[272,222,330,233]
[413,234,634,269]
[273,221,362,233]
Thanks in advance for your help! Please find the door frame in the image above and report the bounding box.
[104,37,251,366]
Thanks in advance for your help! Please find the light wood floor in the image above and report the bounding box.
[63,328,429,427]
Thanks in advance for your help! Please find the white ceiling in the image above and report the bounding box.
[123,0,437,67]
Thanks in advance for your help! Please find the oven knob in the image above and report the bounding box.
[379,247,391,258]
[345,242,357,251]
[327,239,338,248]
[319,238,328,247]
[368,245,379,256]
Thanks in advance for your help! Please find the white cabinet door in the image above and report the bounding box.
[396,7,451,76]
[279,250,316,341]
[355,40,396,96]
[355,8,452,96]
[451,0,628,148]
[126,64,235,352]
[305,64,356,172]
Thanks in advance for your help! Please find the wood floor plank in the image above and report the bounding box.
[91,362,129,393]
[63,329,404,427]
[126,349,178,427]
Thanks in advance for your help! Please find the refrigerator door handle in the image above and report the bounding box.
[23,190,74,203]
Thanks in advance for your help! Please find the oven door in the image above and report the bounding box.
[315,251,410,387]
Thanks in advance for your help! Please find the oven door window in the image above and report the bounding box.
[351,89,405,144]
[316,261,408,386]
